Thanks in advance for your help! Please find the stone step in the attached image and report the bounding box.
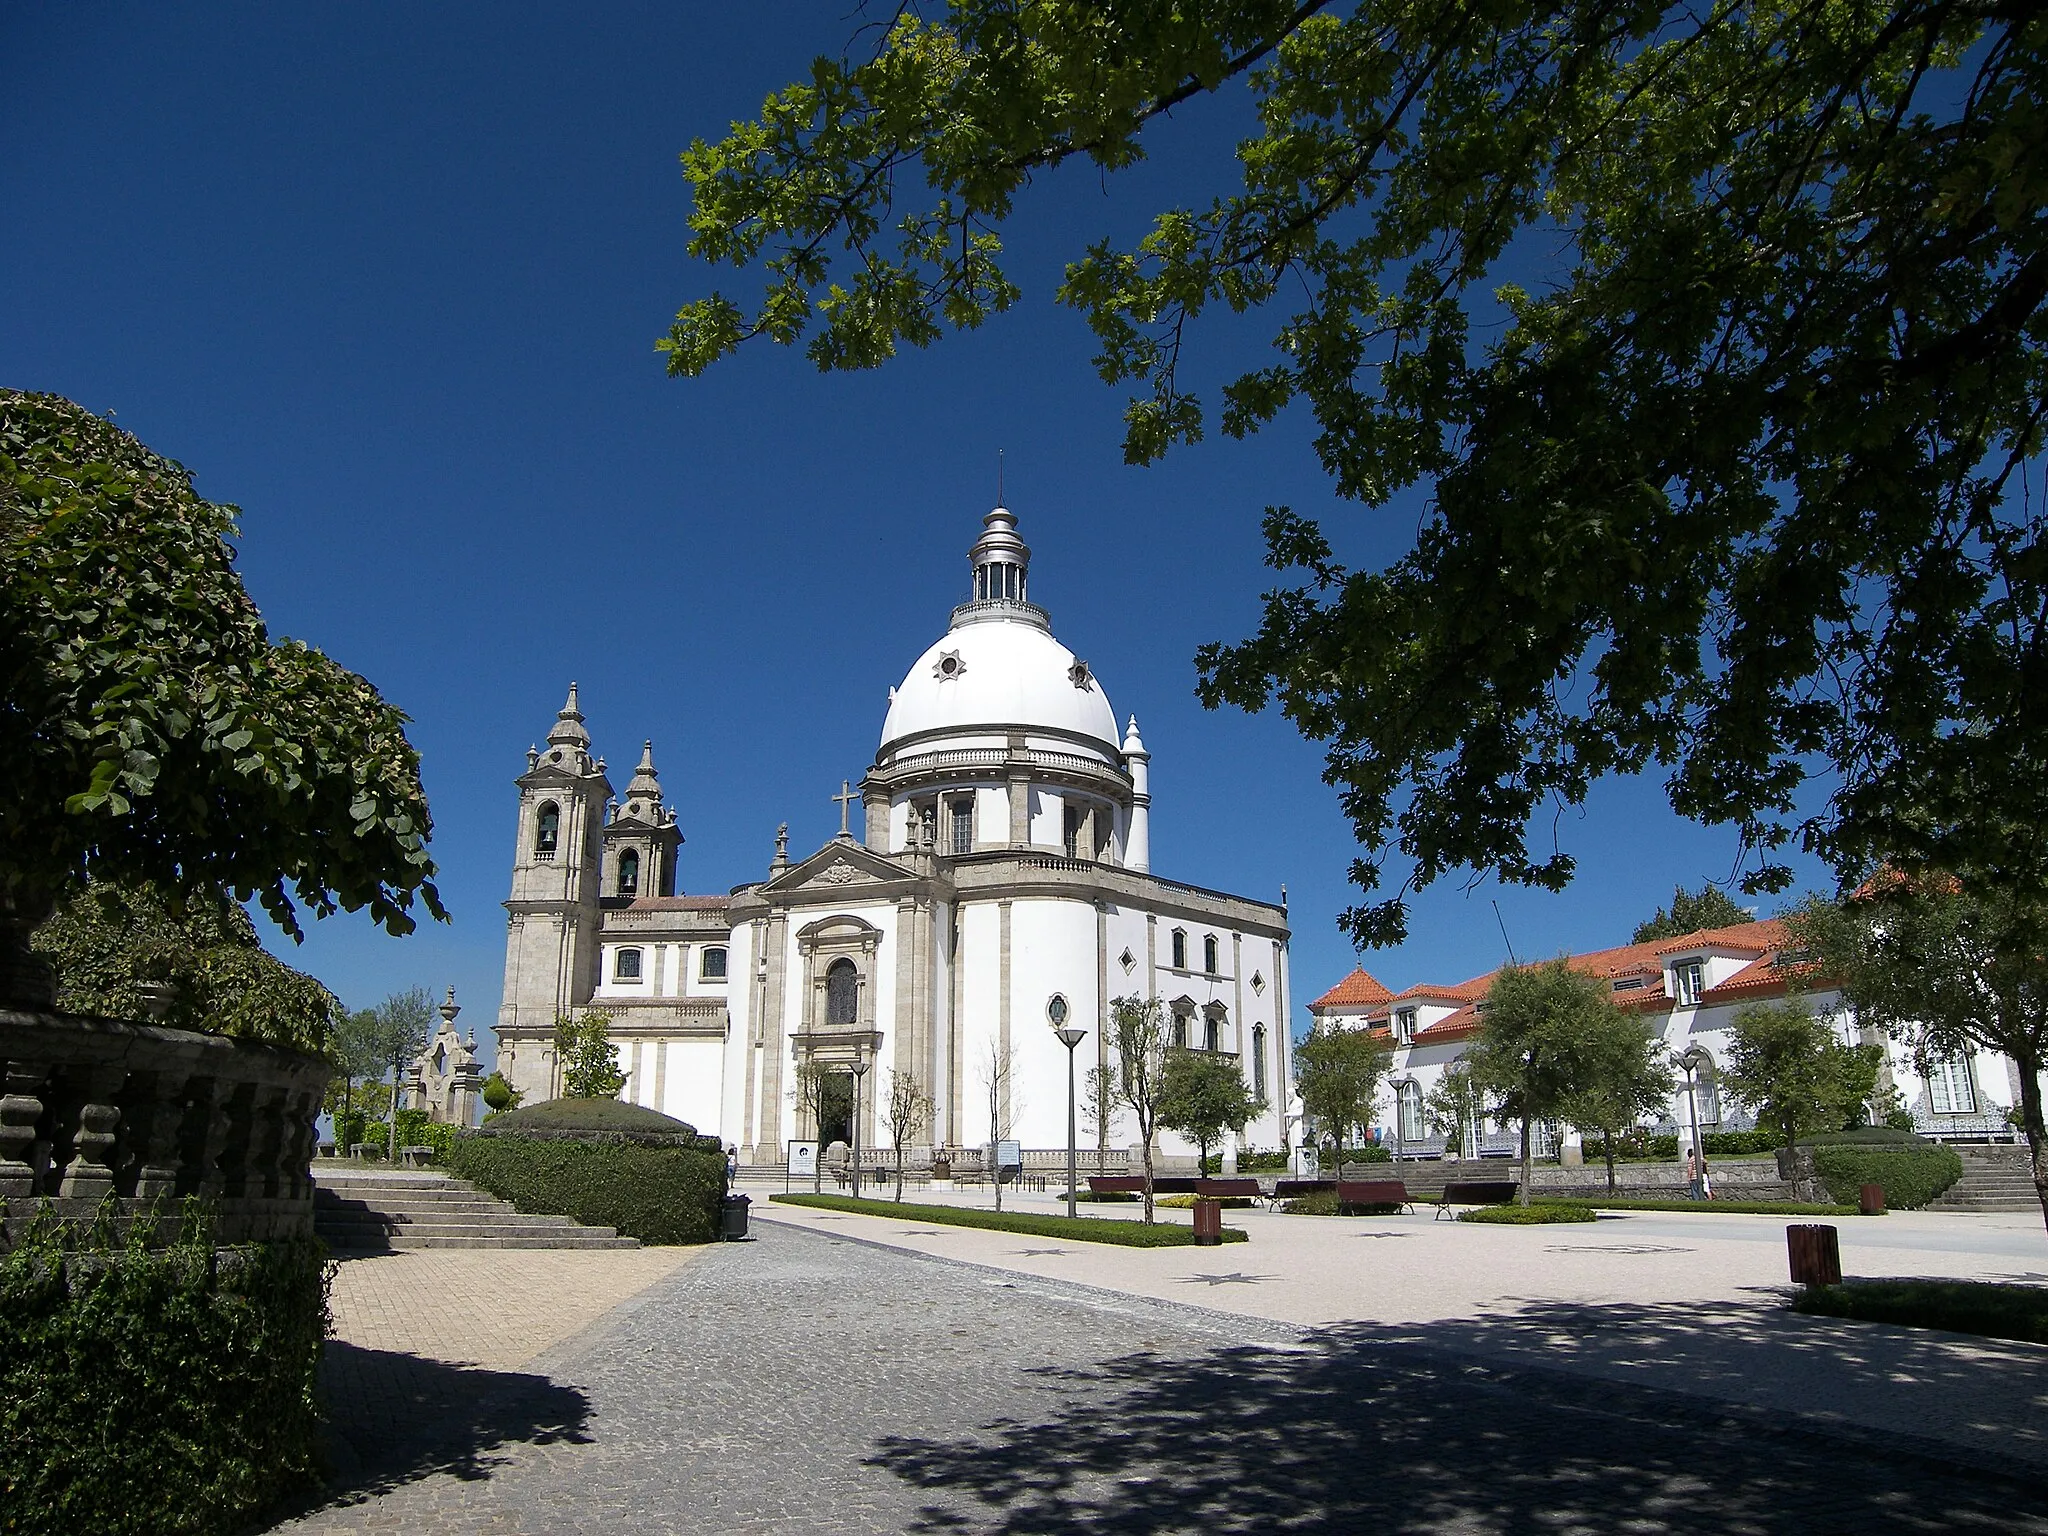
[311,1171,639,1250]
[320,1209,580,1229]
[317,1196,534,1216]
[324,1233,642,1250]
[321,1219,615,1239]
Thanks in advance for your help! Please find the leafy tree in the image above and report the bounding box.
[1558,1011,1676,1194]
[1467,961,1609,1205]
[1,392,441,1006]
[480,1069,523,1115]
[1081,1062,1119,1166]
[1157,1048,1264,1176]
[553,1009,627,1102]
[1790,882,2048,1231]
[1722,998,1884,1157]
[668,6,2048,948]
[1292,1022,1392,1177]
[29,878,340,1053]
[330,1005,393,1132]
[373,987,435,1161]
[1109,995,1169,1222]
[1422,1062,1484,1159]
[1633,887,1753,946]
[882,1068,935,1202]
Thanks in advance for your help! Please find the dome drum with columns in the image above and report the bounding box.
[493,501,1291,1170]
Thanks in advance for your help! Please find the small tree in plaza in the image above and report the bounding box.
[374,987,435,1160]
[1293,1023,1392,1177]
[329,1004,391,1136]
[553,1008,627,1101]
[789,1053,830,1193]
[1788,882,2048,1231]
[1110,995,1169,1223]
[979,1038,1022,1212]
[882,1068,934,1202]
[1157,1048,1264,1175]
[1081,1063,1119,1169]
[1558,1012,1676,1194]
[1466,961,1608,1205]
[1722,997,1884,1157]
[480,1069,522,1117]
[1423,1063,1485,1159]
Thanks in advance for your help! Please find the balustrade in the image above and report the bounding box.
[0,1007,330,1246]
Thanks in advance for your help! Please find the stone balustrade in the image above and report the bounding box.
[0,1007,331,1246]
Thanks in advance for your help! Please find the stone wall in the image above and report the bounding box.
[0,1007,330,1245]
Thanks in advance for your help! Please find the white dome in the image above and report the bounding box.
[880,616,1119,757]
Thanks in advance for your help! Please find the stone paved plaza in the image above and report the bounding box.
[276,1210,2048,1534]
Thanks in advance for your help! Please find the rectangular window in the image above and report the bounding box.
[950,797,973,855]
[1394,1007,1417,1044]
[1673,961,1704,1007]
[1171,931,1187,969]
[1063,805,1080,858]
[1204,1014,1221,1052]
[1253,1027,1267,1098]
[1203,936,1219,973]
[1399,1082,1426,1142]
[614,948,643,981]
[1929,1054,1978,1115]
[700,946,728,981]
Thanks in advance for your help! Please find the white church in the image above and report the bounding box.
[493,502,1295,1169]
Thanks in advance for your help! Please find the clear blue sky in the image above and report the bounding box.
[1,4,1830,1050]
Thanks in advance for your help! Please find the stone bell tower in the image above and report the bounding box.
[599,741,683,900]
[499,683,612,1039]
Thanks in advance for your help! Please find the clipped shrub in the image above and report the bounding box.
[1570,1196,1863,1216]
[1282,1191,1342,1215]
[1202,1149,1292,1173]
[1801,1127,1923,1147]
[772,1193,1247,1246]
[1793,1279,2048,1345]
[1157,1193,1255,1209]
[1808,1143,1963,1209]
[391,1107,458,1162]
[0,1203,328,1536]
[450,1099,725,1244]
[1458,1202,1599,1224]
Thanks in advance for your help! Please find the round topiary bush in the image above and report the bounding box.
[450,1098,727,1244]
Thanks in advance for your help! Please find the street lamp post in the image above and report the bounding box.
[850,1048,870,1201]
[1680,1046,1708,1200]
[1049,995,1086,1221]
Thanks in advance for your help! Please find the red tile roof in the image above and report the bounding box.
[1307,968,1395,1010]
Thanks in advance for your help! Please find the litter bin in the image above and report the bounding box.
[1786,1223,1840,1287]
[1192,1197,1224,1247]
[1859,1182,1886,1216]
[721,1193,752,1241]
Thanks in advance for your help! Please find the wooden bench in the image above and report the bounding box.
[1195,1178,1263,1199]
[1086,1174,1203,1196]
[1434,1179,1519,1218]
[1336,1179,1414,1214]
[1269,1178,1336,1208]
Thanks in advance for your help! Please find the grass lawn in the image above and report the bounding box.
[1561,1197,1866,1216]
[1459,1203,1598,1225]
[770,1193,1248,1246]
[1793,1279,2048,1345]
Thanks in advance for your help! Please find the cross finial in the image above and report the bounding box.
[833,779,858,837]
[997,447,1004,506]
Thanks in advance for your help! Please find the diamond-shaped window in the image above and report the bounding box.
[1251,970,1267,995]
[1119,948,1137,973]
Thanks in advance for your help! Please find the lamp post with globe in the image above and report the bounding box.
[1049,994,1087,1220]
[850,1047,871,1200]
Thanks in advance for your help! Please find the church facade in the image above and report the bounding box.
[493,504,1295,1167]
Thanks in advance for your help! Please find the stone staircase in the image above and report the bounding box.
[1928,1148,2041,1213]
[313,1169,639,1250]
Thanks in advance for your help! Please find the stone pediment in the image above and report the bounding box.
[770,838,912,894]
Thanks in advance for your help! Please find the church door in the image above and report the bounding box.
[818,1071,855,1149]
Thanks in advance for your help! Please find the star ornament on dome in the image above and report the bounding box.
[1068,659,1093,690]
[933,649,965,680]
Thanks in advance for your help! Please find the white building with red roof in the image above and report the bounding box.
[1308,919,2027,1158]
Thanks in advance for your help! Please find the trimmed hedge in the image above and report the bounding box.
[0,1203,328,1536]
[771,1193,1248,1246]
[1809,1143,1963,1209]
[1792,1279,2048,1345]
[1564,1196,1864,1216]
[481,1096,711,1140]
[1157,1193,1256,1209]
[1458,1203,1599,1225]
[450,1122,725,1245]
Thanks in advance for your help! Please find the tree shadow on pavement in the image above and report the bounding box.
[286,1341,592,1516]
[869,1300,2048,1535]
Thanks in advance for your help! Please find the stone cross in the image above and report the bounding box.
[833,779,858,837]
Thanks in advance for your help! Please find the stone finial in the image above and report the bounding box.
[772,822,790,871]
[440,987,461,1028]
[547,682,591,749]
[627,740,662,799]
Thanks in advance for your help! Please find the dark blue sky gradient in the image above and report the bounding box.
[1,4,1830,1044]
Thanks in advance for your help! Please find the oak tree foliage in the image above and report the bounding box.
[668,3,2048,944]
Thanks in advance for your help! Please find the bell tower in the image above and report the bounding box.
[600,740,683,900]
[499,683,612,1041]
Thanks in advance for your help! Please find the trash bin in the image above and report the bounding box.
[1859,1182,1886,1216]
[1786,1223,1840,1287]
[721,1193,751,1241]
[1192,1197,1223,1247]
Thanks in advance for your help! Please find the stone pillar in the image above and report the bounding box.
[1007,770,1031,848]
[131,1068,191,1202]
[58,1067,126,1200]
[0,1062,50,1197]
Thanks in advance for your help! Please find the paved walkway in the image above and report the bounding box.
[274,1216,2048,1533]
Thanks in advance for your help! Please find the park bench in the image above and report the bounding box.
[1195,1178,1263,1199]
[1434,1179,1519,1218]
[1336,1179,1414,1214]
[1086,1175,1204,1196]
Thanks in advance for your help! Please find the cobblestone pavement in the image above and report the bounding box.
[276,1222,2048,1534]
